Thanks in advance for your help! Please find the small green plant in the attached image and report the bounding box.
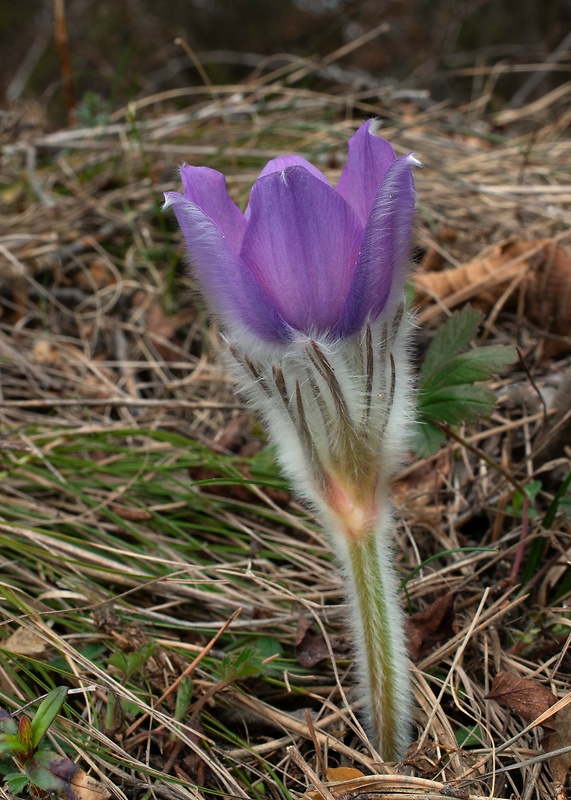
[413,305,516,456]
[75,91,110,127]
[507,479,542,519]
[216,646,266,683]
[108,641,155,681]
[0,686,82,797]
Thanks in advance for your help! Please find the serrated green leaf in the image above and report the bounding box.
[30,687,68,749]
[410,421,446,458]
[524,480,542,500]
[5,772,28,793]
[217,647,265,683]
[418,384,497,425]
[109,642,155,677]
[421,306,482,378]
[421,345,517,393]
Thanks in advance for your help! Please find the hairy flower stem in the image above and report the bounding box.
[334,509,411,762]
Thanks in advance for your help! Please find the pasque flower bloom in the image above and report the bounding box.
[165,120,418,761]
[164,120,416,347]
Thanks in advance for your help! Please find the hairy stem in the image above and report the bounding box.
[338,512,411,761]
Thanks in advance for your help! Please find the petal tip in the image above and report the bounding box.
[162,191,175,210]
[367,117,383,136]
[407,153,422,168]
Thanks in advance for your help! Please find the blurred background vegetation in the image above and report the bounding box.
[3,0,571,126]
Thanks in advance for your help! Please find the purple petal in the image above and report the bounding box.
[256,155,330,184]
[334,153,416,335]
[241,166,363,336]
[336,120,397,226]
[180,165,246,253]
[164,191,289,341]
[245,156,329,219]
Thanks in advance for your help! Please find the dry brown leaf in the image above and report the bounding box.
[407,593,455,662]
[301,768,366,800]
[3,627,47,658]
[144,299,192,361]
[484,671,557,729]
[69,769,111,800]
[326,767,365,782]
[74,259,117,291]
[295,616,350,668]
[33,339,62,366]
[108,503,154,521]
[415,240,571,355]
[544,704,571,785]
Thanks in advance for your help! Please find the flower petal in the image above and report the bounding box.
[180,165,246,253]
[334,153,416,334]
[245,155,329,219]
[164,191,288,341]
[336,120,397,226]
[256,154,330,184]
[241,166,363,336]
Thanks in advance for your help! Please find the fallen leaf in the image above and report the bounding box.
[295,616,350,668]
[69,770,111,800]
[74,259,117,290]
[144,299,192,361]
[300,768,366,800]
[215,414,253,452]
[544,703,571,785]
[24,750,110,800]
[415,240,571,357]
[2,627,47,658]
[407,594,455,662]
[108,503,154,521]
[32,340,62,366]
[484,671,557,729]
[326,767,365,782]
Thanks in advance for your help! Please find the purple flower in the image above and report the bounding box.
[164,120,416,344]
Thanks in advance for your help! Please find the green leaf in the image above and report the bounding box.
[419,384,497,425]
[217,647,265,683]
[0,710,18,737]
[421,305,482,378]
[255,636,284,661]
[174,676,193,722]
[23,749,78,800]
[413,305,517,456]
[5,772,28,794]
[410,422,446,459]
[30,687,68,749]
[18,716,33,753]
[542,471,571,528]
[422,346,517,392]
[456,724,484,747]
[524,480,542,500]
[0,735,26,755]
[109,642,155,678]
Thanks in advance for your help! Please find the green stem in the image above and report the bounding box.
[342,516,411,761]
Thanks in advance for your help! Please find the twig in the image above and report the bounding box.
[53,0,75,125]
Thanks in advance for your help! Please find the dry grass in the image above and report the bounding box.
[0,57,570,800]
